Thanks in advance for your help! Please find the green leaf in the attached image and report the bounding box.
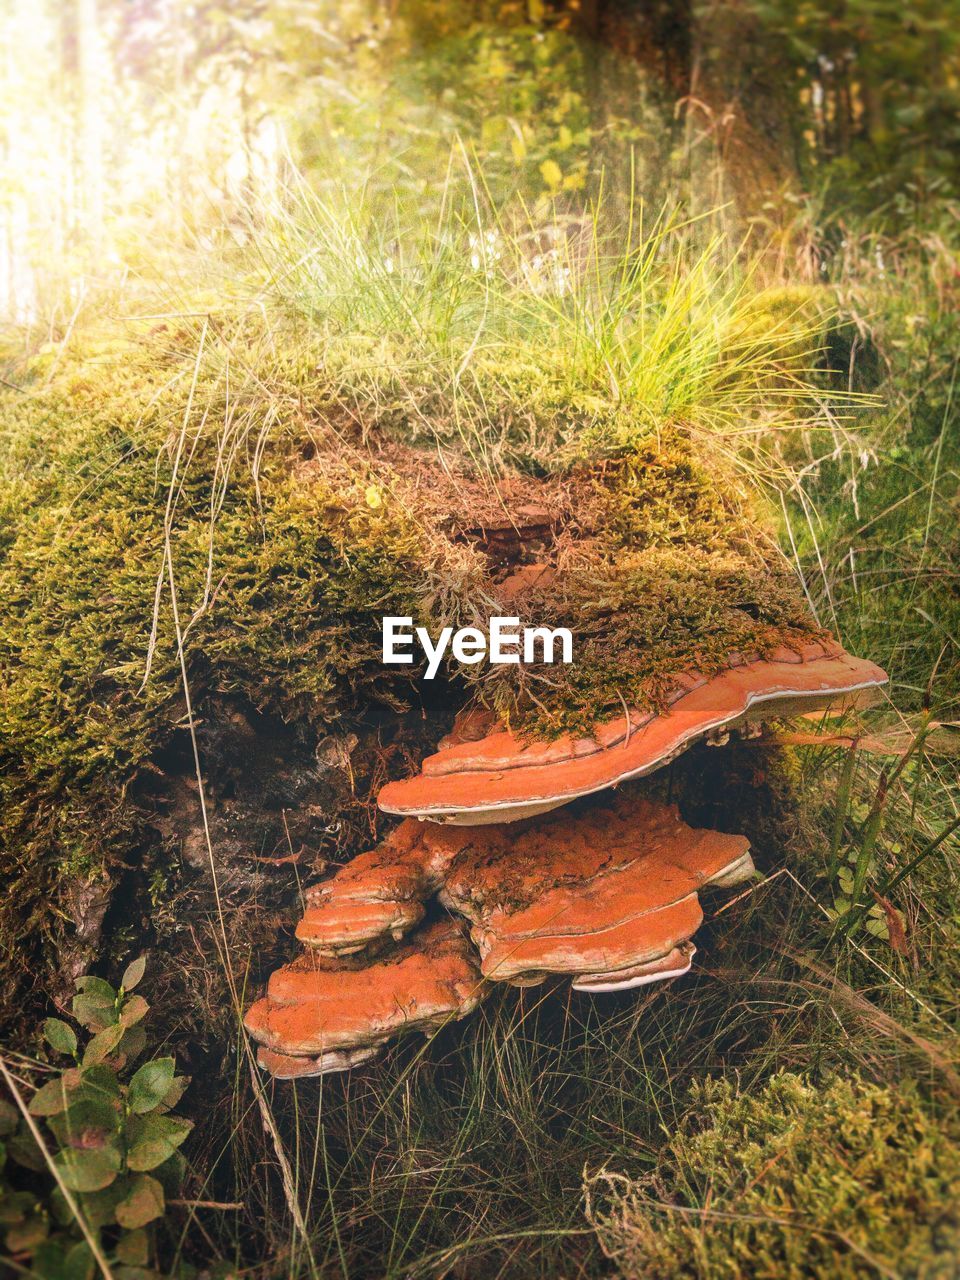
[49,1187,73,1228]
[63,1240,96,1280]
[5,1211,49,1253]
[76,1182,126,1230]
[71,993,117,1033]
[115,1174,165,1229]
[0,1188,34,1225]
[27,1237,68,1280]
[119,996,149,1029]
[28,1077,73,1117]
[76,977,116,1002]
[121,957,147,992]
[0,1099,18,1136]
[80,1063,120,1099]
[53,1145,121,1192]
[43,1019,78,1058]
[7,1129,45,1171]
[128,1059,175,1115]
[82,1022,125,1068]
[47,1095,121,1147]
[114,1226,149,1266]
[127,1115,192,1172]
[151,1150,186,1195]
[116,1026,148,1069]
[158,1075,189,1113]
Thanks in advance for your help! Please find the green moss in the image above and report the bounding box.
[0,340,461,1012]
[0,312,825,1012]
[584,433,760,551]
[488,549,821,738]
[465,430,824,736]
[588,1071,960,1280]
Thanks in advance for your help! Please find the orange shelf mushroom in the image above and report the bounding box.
[242,428,894,1078]
[283,792,752,999]
[571,941,697,994]
[296,822,473,955]
[254,1044,383,1080]
[294,820,462,956]
[378,642,888,825]
[244,919,486,1077]
[436,793,753,988]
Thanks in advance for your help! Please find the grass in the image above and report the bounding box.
[196,794,959,1277]
[1,165,959,1280]
[246,162,837,474]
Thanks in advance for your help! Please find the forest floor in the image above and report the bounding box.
[2,107,960,1280]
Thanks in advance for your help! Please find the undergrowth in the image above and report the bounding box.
[586,1071,960,1279]
[0,957,192,1279]
[0,179,845,1019]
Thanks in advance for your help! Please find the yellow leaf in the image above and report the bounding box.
[539,159,562,191]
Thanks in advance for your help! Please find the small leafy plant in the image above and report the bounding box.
[0,957,191,1279]
[822,720,940,947]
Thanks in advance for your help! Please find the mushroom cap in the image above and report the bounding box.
[303,820,441,904]
[435,792,752,986]
[290,793,752,993]
[572,941,697,993]
[255,1044,382,1078]
[244,919,486,1059]
[250,794,755,1076]
[295,897,426,955]
[296,822,476,954]
[476,895,704,985]
[378,643,888,824]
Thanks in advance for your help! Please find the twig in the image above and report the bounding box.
[616,688,633,749]
[713,866,787,915]
[169,1199,244,1211]
[161,408,317,1272]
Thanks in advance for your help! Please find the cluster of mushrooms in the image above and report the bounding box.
[245,617,887,1079]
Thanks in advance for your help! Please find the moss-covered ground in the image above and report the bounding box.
[0,258,830,1023]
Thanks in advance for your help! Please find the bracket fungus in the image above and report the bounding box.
[241,428,892,1078]
[295,821,472,954]
[254,1044,383,1080]
[244,919,486,1076]
[248,600,886,1076]
[435,793,753,988]
[378,641,888,825]
[571,941,697,994]
[280,791,752,995]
